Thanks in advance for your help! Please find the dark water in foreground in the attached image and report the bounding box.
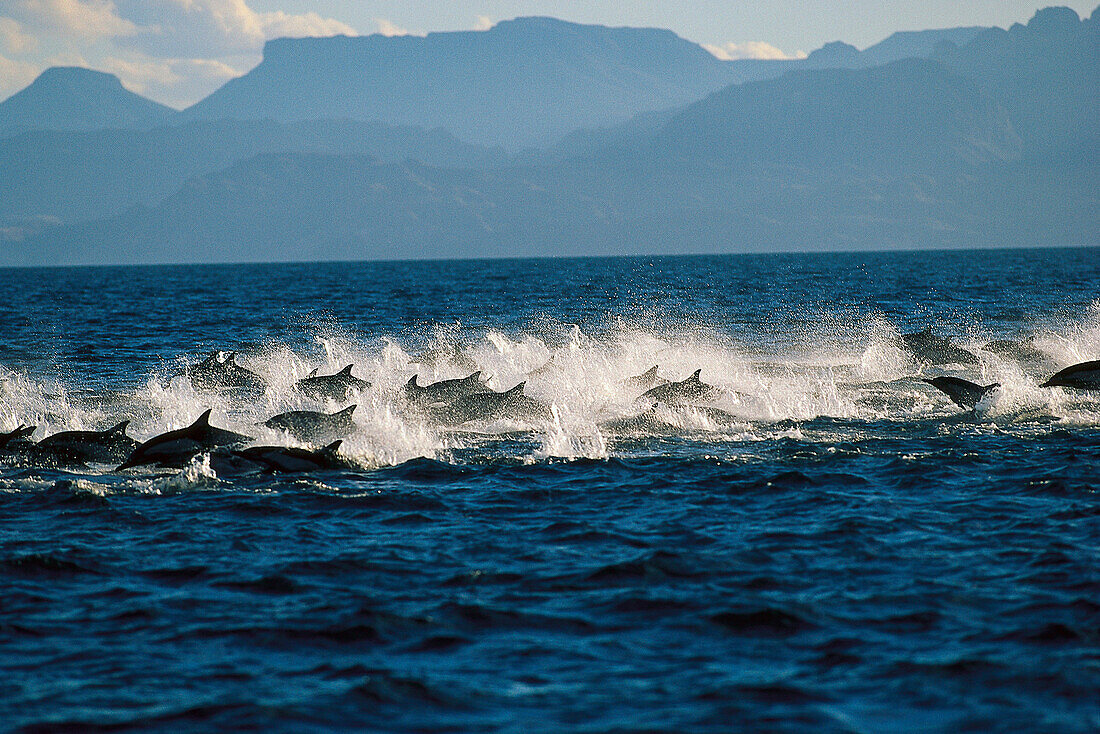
[1,249,1099,732]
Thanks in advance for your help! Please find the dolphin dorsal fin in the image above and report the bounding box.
[323,440,342,453]
[192,409,213,429]
[504,382,526,397]
[688,369,702,382]
[982,382,1001,393]
[307,368,318,378]
[339,364,354,375]
[407,375,420,388]
[465,371,482,382]
[644,366,659,378]
[106,420,129,435]
[339,404,357,416]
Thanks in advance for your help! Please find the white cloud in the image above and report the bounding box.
[0,52,38,99]
[374,18,416,37]
[114,0,355,57]
[704,41,807,61]
[474,15,493,31]
[10,0,141,39]
[99,51,241,107]
[1,0,358,106]
[0,18,39,55]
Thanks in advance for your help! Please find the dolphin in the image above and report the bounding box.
[118,410,253,470]
[405,371,492,406]
[263,405,356,444]
[0,424,35,453]
[639,369,718,405]
[899,329,979,365]
[232,441,346,473]
[923,376,1000,410]
[35,420,137,465]
[1041,360,1100,390]
[295,364,369,402]
[178,351,267,394]
[623,366,670,391]
[428,382,550,425]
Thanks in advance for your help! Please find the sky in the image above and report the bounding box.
[0,0,1095,108]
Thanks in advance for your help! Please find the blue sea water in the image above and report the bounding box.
[1,248,1098,732]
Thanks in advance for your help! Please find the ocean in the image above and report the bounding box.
[1,248,1098,732]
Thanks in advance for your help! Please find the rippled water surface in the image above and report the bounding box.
[2,249,1099,732]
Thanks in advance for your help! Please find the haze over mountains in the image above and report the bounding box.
[0,7,1096,266]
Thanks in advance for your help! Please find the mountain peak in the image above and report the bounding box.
[32,66,126,91]
[0,66,174,137]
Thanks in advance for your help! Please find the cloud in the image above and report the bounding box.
[0,18,39,55]
[114,0,355,58]
[99,50,241,107]
[9,0,141,39]
[374,18,417,37]
[1,0,358,106]
[703,41,807,61]
[475,15,493,31]
[0,52,39,99]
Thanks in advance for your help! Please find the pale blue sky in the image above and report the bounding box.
[1,1,1095,107]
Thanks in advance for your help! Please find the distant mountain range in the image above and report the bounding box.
[1,17,991,147]
[0,7,1095,266]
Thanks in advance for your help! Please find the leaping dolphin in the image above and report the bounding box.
[229,441,346,473]
[118,410,252,470]
[405,371,492,406]
[639,369,718,405]
[900,329,979,365]
[923,376,1000,410]
[1041,360,1100,390]
[427,382,551,425]
[263,405,356,444]
[295,364,369,402]
[176,351,267,394]
[0,425,35,453]
[36,421,137,465]
[623,366,670,391]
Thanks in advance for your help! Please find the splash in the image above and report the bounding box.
[1,312,1098,477]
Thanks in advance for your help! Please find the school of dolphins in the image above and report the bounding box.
[1,327,1097,476]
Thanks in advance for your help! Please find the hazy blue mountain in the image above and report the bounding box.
[933,5,1099,155]
[0,7,1094,267]
[178,17,988,149]
[651,58,1021,170]
[0,67,174,138]
[9,149,1094,267]
[180,17,747,148]
[846,27,987,67]
[0,119,502,229]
